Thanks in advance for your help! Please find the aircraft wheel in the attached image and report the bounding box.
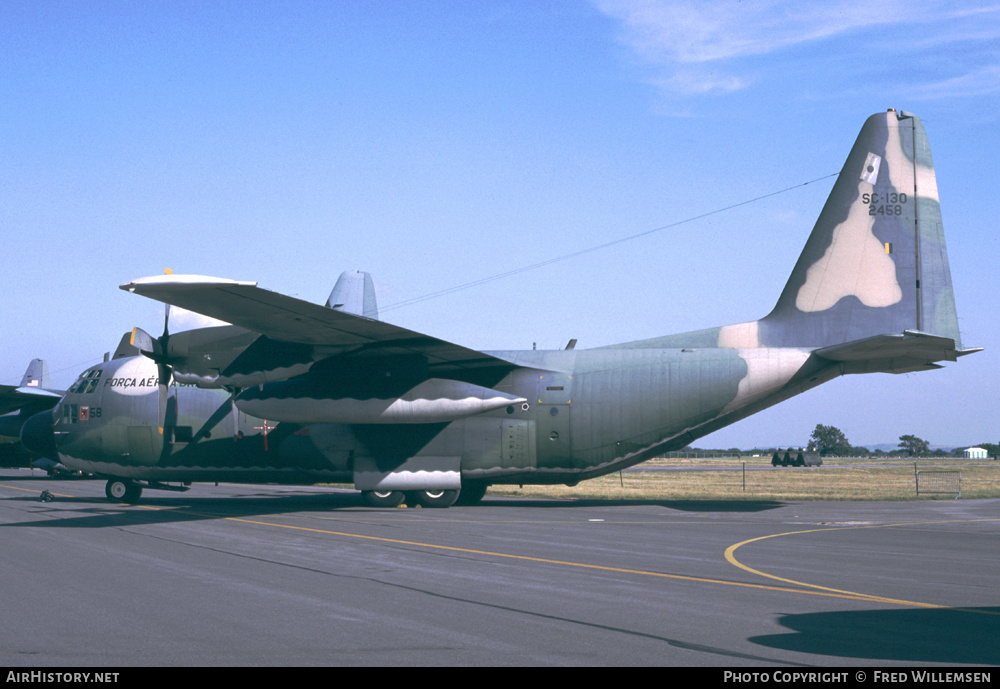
[406,489,459,508]
[105,479,142,504]
[361,490,405,508]
[454,481,488,506]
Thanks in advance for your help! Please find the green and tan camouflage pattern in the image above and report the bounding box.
[41,112,978,496]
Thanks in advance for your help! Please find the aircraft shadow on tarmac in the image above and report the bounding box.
[2,489,369,530]
[486,497,786,512]
[2,484,788,531]
[751,607,1000,665]
[0,472,91,481]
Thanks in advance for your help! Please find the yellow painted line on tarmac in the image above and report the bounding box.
[7,480,996,612]
[725,520,1000,615]
[218,512,898,602]
[0,483,75,499]
[125,503,936,605]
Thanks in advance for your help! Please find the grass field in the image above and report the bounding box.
[485,457,1000,502]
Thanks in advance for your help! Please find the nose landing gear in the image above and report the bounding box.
[105,478,143,504]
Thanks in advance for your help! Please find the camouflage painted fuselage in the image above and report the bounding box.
[50,343,829,486]
[44,111,977,493]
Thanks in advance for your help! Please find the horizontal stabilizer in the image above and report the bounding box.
[815,331,981,374]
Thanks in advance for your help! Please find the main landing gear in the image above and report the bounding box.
[360,490,406,508]
[408,489,459,508]
[359,489,459,508]
[360,486,480,508]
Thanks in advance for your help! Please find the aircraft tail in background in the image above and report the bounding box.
[19,359,50,389]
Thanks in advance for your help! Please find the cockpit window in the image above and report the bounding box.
[70,368,102,394]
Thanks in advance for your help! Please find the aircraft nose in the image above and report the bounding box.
[21,410,57,459]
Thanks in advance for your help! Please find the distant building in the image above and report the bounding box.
[964,447,989,459]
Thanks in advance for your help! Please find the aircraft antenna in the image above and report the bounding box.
[380,172,839,313]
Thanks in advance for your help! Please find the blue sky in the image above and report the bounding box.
[2,0,998,449]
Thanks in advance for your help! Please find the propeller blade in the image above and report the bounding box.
[157,299,172,438]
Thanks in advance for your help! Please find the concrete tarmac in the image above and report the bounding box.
[1,469,997,667]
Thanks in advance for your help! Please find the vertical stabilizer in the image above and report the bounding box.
[761,110,961,350]
[326,271,378,320]
[20,359,49,388]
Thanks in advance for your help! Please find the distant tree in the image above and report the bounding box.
[977,442,1000,458]
[898,434,931,456]
[956,443,1000,458]
[809,424,852,456]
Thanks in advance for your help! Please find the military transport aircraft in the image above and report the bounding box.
[19,111,980,507]
[0,359,65,472]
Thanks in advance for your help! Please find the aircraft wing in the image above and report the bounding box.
[120,275,517,377]
[0,385,63,417]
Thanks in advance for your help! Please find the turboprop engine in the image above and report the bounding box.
[235,377,527,424]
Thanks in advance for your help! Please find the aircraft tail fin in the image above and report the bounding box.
[112,327,156,360]
[19,359,49,388]
[326,271,378,320]
[760,110,966,353]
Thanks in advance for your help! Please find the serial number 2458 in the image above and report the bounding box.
[862,191,907,216]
